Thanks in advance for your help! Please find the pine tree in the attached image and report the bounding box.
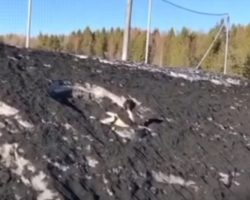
[107,28,118,59]
[114,28,123,59]
[94,28,107,58]
[4,24,250,77]
[37,33,50,49]
[131,30,146,62]
[150,29,161,65]
[162,28,175,66]
[49,35,61,51]
[242,55,250,79]
[188,32,197,66]
[81,27,94,55]
[0,36,3,43]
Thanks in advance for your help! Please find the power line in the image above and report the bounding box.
[160,0,228,17]
[160,0,230,73]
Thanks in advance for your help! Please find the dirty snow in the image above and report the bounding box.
[8,56,18,61]
[152,171,198,190]
[219,172,230,185]
[74,83,128,108]
[0,102,33,129]
[86,156,99,168]
[0,143,60,200]
[44,156,69,172]
[43,64,52,68]
[96,58,243,87]
[100,112,130,128]
[14,115,33,129]
[75,54,88,59]
[62,123,76,132]
[0,101,19,116]
[113,128,136,139]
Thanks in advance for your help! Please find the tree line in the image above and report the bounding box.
[2,24,250,78]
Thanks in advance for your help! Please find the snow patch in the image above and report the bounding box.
[0,102,19,116]
[229,131,238,136]
[0,102,33,129]
[114,62,243,86]
[85,175,92,180]
[169,71,189,80]
[63,123,74,131]
[99,59,115,65]
[75,54,88,59]
[152,171,198,191]
[85,145,91,152]
[100,112,116,125]
[73,83,128,108]
[167,71,242,86]
[43,64,52,68]
[73,136,79,141]
[89,116,96,120]
[45,157,69,172]
[106,188,113,196]
[0,143,60,200]
[113,128,136,139]
[86,156,99,168]
[127,109,135,122]
[72,83,151,125]
[15,194,21,200]
[100,112,130,128]
[0,121,5,128]
[103,175,109,184]
[8,56,18,61]
[14,115,34,129]
[218,172,240,186]
[226,78,240,85]
[165,117,174,123]
[211,79,223,85]
[230,106,236,110]
[219,172,229,185]
[234,181,240,186]
[31,172,60,200]
[62,136,69,142]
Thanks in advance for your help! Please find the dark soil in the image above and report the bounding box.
[0,43,250,200]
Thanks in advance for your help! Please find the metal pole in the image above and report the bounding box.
[224,15,229,74]
[145,0,153,64]
[122,0,133,61]
[26,0,32,48]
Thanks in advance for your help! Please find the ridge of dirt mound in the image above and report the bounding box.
[0,44,250,200]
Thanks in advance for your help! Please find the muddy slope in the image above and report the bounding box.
[0,43,250,200]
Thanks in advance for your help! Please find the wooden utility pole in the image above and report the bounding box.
[122,0,133,61]
[26,0,33,48]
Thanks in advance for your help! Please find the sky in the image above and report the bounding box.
[0,0,250,36]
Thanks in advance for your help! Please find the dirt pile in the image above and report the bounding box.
[0,43,250,200]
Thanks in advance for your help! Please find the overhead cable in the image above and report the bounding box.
[160,0,228,17]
